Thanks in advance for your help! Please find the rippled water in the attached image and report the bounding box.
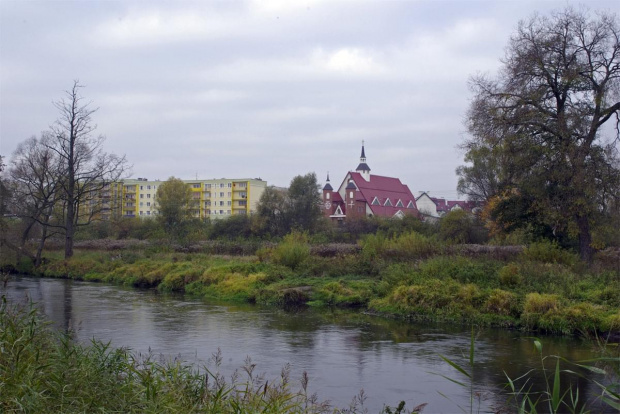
[2,276,615,413]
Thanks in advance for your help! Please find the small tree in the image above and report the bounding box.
[155,177,193,239]
[286,173,322,233]
[6,135,63,265]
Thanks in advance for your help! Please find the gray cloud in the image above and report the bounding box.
[2,0,618,198]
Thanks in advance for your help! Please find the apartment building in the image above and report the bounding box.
[117,177,266,220]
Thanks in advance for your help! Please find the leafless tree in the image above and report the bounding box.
[44,81,129,258]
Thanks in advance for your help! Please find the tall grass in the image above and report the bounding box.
[0,297,337,413]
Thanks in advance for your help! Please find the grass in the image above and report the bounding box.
[2,235,619,336]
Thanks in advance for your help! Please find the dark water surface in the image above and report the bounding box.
[2,276,615,413]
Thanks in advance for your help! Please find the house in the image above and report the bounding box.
[416,191,484,220]
[322,143,419,221]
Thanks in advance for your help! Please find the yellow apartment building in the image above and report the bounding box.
[117,177,266,220]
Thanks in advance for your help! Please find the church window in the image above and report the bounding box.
[326,193,330,200]
[349,191,354,198]
[384,199,392,207]
[407,201,415,209]
[396,199,404,207]
[371,197,380,205]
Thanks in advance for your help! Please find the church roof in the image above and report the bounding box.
[323,182,333,191]
[347,172,418,216]
[355,162,371,172]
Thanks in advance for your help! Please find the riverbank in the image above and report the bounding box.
[3,234,619,337]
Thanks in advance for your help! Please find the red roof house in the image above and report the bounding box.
[322,144,419,220]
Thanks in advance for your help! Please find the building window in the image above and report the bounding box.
[147,194,151,199]
[326,193,330,200]
[372,197,380,205]
[140,186,144,190]
[205,183,211,189]
[147,211,151,215]
[227,183,232,188]
[147,185,151,190]
[239,200,247,206]
[139,202,143,206]
[219,201,224,206]
[349,191,354,198]
[396,200,404,207]
[220,210,224,214]
[220,192,224,197]
[227,201,231,206]
[147,202,151,207]
[384,199,392,207]
[140,194,144,199]
[192,183,200,188]
[407,201,415,209]
[139,211,143,215]
[220,183,225,188]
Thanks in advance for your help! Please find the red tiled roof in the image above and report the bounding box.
[349,172,418,217]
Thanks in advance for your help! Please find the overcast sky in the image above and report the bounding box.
[1,1,618,198]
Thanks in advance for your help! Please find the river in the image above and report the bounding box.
[2,276,615,413]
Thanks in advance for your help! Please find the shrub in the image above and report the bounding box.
[523,293,560,314]
[522,241,578,266]
[485,289,517,316]
[498,263,522,287]
[387,231,440,259]
[271,232,310,270]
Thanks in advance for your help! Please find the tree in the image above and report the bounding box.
[286,173,322,232]
[6,135,63,265]
[458,8,620,262]
[45,81,128,258]
[255,173,322,236]
[155,176,193,238]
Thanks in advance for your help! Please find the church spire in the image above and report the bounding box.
[323,171,333,191]
[355,140,371,181]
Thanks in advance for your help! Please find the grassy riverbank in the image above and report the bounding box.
[4,232,619,337]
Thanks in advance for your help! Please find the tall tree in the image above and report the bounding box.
[45,81,128,258]
[459,8,620,262]
[155,176,193,238]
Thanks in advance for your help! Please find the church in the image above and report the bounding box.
[322,143,419,221]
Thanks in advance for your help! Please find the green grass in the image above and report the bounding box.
[5,232,619,336]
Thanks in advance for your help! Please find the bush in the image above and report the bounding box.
[498,263,522,287]
[271,232,311,270]
[485,289,517,316]
[522,241,578,266]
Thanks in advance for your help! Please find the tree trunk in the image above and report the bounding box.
[65,201,74,258]
[576,214,594,264]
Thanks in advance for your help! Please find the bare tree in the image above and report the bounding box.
[45,81,129,258]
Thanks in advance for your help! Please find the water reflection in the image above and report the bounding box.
[2,276,615,413]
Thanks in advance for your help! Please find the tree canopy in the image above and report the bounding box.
[155,176,193,237]
[458,7,620,261]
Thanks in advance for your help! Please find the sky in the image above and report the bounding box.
[1,0,618,199]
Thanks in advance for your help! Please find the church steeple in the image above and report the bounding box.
[355,140,371,181]
[322,172,333,191]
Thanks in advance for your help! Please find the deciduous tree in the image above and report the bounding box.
[45,81,129,258]
[458,8,620,262]
[155,176,193,238]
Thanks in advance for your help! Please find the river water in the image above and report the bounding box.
[2,276,615,413]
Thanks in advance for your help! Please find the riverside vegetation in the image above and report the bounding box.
[2,221,619,337]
